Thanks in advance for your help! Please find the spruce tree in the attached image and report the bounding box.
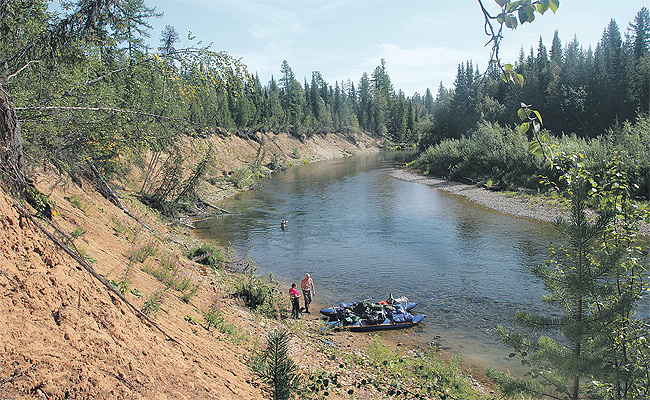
[628,7,650,60]
[357,72,372,131]
[490,175,614,399]
[252,328,302,400]
[490,160,649,399]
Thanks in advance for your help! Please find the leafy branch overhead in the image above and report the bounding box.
[479,0,560,164]
[480,0,560,61]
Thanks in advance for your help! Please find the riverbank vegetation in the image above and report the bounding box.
[489,163,650,399]
[1,0,650,399]
[0,2,494,398]
[3,2,649,206]
[409,4,650,201]
[410,116,650,197]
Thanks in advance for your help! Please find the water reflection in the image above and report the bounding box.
[195,152,560,374]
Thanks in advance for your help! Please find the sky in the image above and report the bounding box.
[144,0,648,96]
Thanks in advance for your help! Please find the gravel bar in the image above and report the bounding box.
[391,169,650,237]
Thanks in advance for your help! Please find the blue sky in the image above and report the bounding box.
[145,0,648,96]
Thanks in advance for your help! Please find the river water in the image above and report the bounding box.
[195,152,561,374]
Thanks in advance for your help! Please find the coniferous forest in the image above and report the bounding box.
[2,2,649,200]
[2,2,650,399]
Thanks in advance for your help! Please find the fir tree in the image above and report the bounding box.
[490,161,649,400]
[252,329,302,400]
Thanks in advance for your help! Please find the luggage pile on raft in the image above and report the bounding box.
[320,296,425,332]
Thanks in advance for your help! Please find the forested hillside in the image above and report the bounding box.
[2,2,648,200]
[421,9,650,142]
[412,7,650,200]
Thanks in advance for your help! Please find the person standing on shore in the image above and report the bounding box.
[300,273,315,314]
[289,283,301,319]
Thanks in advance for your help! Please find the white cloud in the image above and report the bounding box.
[373,43,485,95]
[248,21,306,40]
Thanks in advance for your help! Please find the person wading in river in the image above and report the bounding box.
[300,273,315,314]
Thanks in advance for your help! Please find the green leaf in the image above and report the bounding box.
[517,73,524,87]
[495,0,507,7]
[549,0,559,13]
[518,108,528,121]
[528,141,545,158]
[520,122,530,134]
[518,6,535,23]
[537,2,550,14]
[532,110,543,125]
[518,8,529,24]
[527,6,536,22]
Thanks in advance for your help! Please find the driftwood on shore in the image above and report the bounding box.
[199,198,231,214]
[174,198,234,230]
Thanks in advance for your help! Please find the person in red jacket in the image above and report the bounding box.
[289,283,301,319]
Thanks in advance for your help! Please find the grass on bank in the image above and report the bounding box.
[253,326,494,400]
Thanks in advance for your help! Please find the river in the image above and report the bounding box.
[195,151,562,374]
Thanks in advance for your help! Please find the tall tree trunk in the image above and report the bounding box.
[0,83,25,188]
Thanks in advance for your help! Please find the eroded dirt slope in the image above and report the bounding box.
[1,130,383,400]
[0,182,267,399]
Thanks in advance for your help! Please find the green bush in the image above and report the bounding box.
[233,273,282,318]
[411,122,544,189]
[185,243,226,270]
[227,167,261,189]
[411,116,650,199]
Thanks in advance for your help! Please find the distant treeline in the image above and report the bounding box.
[410,7,650,200]
[4,2,649,193]
[156,6,650,149]
[182,7,650,148]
